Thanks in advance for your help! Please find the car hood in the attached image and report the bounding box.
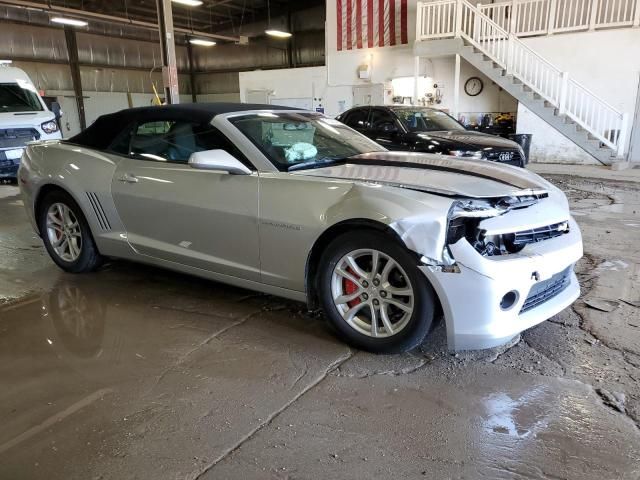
[292,152,549,199]
[0,111,55,128]
[410,130,519,150]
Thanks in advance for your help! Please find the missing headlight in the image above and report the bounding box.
[445,199,507,249]
[472,221,571,256]
[446,199,566,257]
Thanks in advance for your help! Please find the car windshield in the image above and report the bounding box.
[229,112,384,171]
[393,108,464,132]
[0,82,43,113]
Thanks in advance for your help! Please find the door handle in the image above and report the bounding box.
[118,173,139,184]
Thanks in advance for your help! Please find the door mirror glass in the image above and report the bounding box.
[188,149,252,175]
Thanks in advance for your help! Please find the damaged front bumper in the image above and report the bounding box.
[420,216,582,351]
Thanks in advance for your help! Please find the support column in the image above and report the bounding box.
[413,56,420,105]
[156,0,180,104]
[453,54,461,119]
[186,41,197,103]
[63,27,86,131]
[287,10,296,68]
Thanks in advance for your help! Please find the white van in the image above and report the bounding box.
[0,63,62,181]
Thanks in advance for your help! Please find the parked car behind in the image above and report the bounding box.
[337,106,526,167]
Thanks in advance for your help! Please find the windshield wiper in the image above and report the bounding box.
[287,155,349,172]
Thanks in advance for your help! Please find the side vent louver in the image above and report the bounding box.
[86,192,111,231]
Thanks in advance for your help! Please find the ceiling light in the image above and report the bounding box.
[265,29,292,38]
[172,0,203,6]
[51,17,88,27]
[189,38,216,47]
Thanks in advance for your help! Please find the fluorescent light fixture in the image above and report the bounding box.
[51,17,88,27]
[189,38,216,47]
[265,29,292,38]
[0,60,12,65]
[172,0,203,6]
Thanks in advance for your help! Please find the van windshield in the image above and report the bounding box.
[0,83,44,112]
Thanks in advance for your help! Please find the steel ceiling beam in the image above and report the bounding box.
[0,0,242,42]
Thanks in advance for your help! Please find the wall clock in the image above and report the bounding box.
[464,77,483,96]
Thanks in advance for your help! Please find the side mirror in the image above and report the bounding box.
[380,122,398,134]
[51,101,63,118]
[188,149,252,175]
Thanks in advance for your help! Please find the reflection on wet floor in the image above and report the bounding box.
[483,386,551,438]
[0,264,352,479]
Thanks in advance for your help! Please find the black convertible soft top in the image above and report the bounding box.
[68,102,300,150]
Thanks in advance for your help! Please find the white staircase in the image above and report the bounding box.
[416,0,630,165]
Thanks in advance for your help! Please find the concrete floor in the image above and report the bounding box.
[0,171,639,479]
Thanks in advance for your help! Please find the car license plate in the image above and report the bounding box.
[4,148,23,160]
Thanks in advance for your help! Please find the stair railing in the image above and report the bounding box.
[417,0,629,156]
[479,0,640,38]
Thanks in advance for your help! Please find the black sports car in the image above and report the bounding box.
[337,106,526,167]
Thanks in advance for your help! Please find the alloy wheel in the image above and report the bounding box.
[330,248,415,338]
[46,202,83,262]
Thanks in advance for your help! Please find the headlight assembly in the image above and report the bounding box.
[41,120,59,134]
[449,150,483,159]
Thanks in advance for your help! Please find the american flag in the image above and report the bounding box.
[336,0,408,51]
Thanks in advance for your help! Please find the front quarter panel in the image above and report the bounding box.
[20,142,129,257]
[258,172,455,291]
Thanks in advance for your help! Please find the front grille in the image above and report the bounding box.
[520,266,572,313]
[0,128,40,149]
[512,221,569,246]
[0,161,18,176]
[485,149,523,166]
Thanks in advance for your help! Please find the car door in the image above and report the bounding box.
[109,119,261,281]
[368,108,408,149]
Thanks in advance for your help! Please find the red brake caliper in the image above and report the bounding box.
[342,267,361,308]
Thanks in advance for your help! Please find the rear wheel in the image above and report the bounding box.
[318,230,436,353]
[38,190,103,273]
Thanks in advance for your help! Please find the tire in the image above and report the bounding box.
[38,190,104,273]
[318,230,436,354]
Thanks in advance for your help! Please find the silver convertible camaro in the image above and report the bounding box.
[19,103,583,353]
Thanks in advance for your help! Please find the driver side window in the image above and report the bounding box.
[370,109,397,132]
[130,120,194,163]
[108,120,252,167]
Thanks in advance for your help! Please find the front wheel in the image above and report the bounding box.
[318,231,436,353]
[38,190,104,273]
